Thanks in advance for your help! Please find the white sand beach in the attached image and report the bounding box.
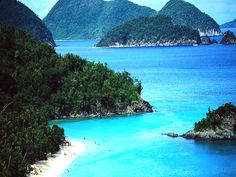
[29,141,85,177]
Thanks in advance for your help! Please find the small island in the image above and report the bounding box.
[220,31,236,45]
[164,103,236,141]
[96,15,201,47]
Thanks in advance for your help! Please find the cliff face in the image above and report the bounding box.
[69,99,153,118]
[96,15,201,47]
[158,0,221,36]
[220,31,236,45]
[184,103,236,141]
[43,0,157,39]
[0,0,55,46]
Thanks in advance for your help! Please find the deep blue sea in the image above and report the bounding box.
[53,28,236,177]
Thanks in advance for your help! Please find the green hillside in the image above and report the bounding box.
[43,0,157,39]
[158,0,221,36]
[0,0,55,46]
[97,15,201,47]
[0,24,152,176]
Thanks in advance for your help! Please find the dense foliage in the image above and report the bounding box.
[97,15,200,47]
[194,103,236,132]
[158,0,221,35]
[0,25,143,176]
[0,26,64,177]
[221,19,236,28]
[43,0,157,39]
[0,0,55,46]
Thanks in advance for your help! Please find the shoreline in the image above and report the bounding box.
[29,140,85,177]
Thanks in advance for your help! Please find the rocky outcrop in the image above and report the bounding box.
[106,39,200,48]
[163,103,236,141]
[201,36,218,45]
[220,31,236,45]
[201,36,212,45]
[182,128,236,141]
[127,99,153,113]
[69,99,153,118]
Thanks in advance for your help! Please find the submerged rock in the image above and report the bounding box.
[162,132,179,138]
[220,31,236,44]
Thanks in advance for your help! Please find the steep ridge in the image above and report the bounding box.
[158,0,221,36]
[0,0,55,46]
[43,0,157,39]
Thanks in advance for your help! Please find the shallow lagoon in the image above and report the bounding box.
[54,28,236,177]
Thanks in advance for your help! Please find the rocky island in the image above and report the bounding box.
[220,31,236,45]
[96,15,201,47]
[164,103,236,141]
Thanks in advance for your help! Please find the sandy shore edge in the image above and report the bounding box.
[29,140,85,177]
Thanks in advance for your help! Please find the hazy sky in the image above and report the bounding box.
[20,0,236,24]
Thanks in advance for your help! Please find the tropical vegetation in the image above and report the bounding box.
[43,0,157,39]
[194,103,236,132]
[0,0,55,46]
[158,0,221,35]
[97,15,200,47]
[0,25,144,177]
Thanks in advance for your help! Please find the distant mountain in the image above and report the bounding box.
[96,15,201,47]
[158,0,221,36]
[43,0,157,39]
[0,0,55,46]
[221,19,236,28]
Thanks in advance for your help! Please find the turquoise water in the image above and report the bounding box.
[53,29,236,177]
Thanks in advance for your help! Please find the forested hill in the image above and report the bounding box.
[96,15,201,47]
[0,25,152,176]
[158,0,221,36]
[221,19,236,28]
[43,0,157,39]
[0,0,56,46]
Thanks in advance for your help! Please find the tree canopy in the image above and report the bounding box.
[43,0,157,39]
[0,0,55,46]
[97,15,200,47]
[0,25,144,176]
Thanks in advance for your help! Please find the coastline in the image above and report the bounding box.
[95,42,198,49]
[29,140,85,177]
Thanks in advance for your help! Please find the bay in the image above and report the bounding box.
[53,28,236,177]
